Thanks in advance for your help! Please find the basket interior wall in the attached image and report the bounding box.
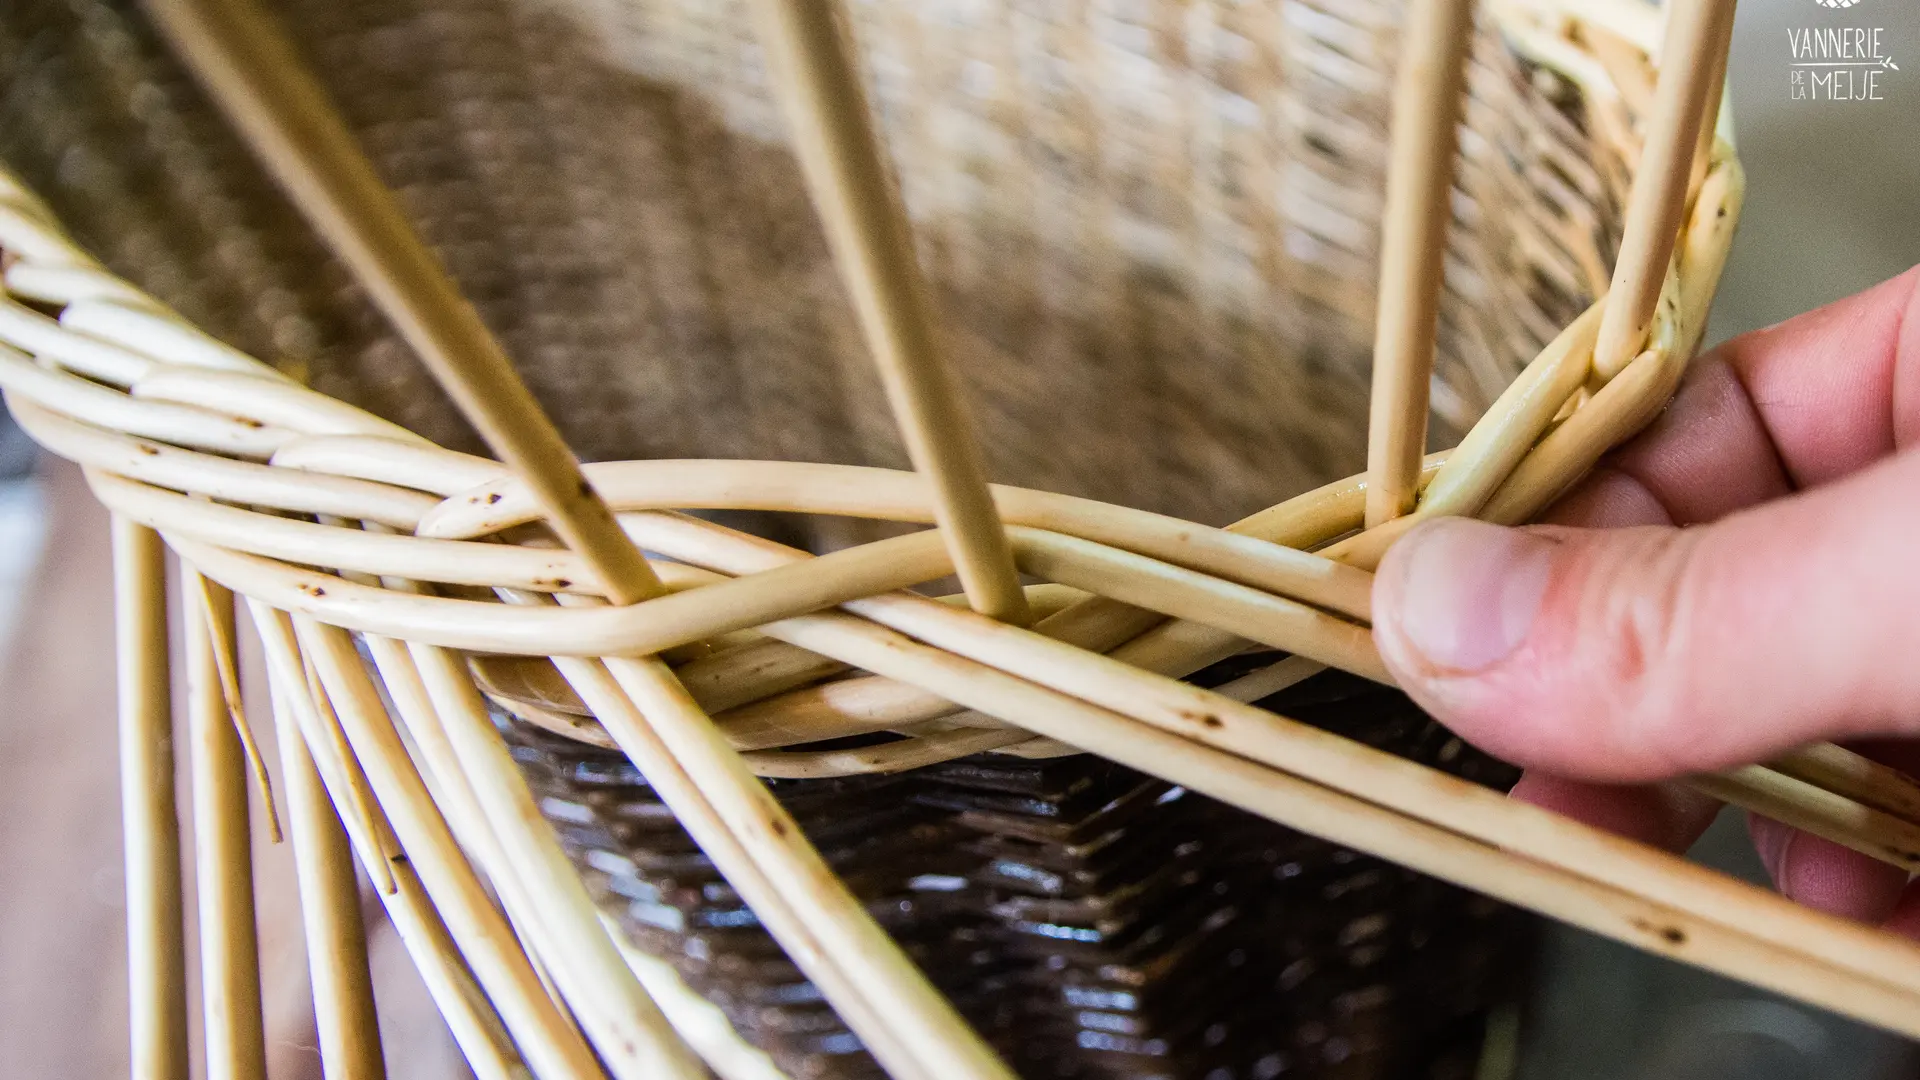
[0,0,1626,531]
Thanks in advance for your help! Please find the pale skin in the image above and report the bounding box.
[1374,266,1920,931]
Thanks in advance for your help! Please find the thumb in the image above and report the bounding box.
[1371,450,1920,782]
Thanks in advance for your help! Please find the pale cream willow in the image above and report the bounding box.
[10,0,1920,1076]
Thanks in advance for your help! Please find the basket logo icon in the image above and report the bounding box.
[1813,0,1862,8]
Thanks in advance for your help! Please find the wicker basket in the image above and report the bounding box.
[5,0,1654,524]
[12,0,1920,1078]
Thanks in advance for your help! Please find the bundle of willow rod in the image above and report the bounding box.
[7,0,1920,1076]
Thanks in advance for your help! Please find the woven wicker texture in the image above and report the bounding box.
[0,0,1629,530]
[509,672,1527,1080]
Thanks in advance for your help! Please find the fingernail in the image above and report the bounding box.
[1386,518,1557,674]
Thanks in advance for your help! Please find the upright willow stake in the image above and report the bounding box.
[376,632,706,1080]
[112,517,187,1080]
[285,615,608,1080]
[183,571,267,1080]
[750,0,1030,624]
[257,614,529,1080]
[1688,12,1734,200]
[191,571,281,842]
[1365,0,1476,527]
[272,677,385,1080]
[142,0,663,604]
[516,588,1017,1080]
[1592,0,1738,378]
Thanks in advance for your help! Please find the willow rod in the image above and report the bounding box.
[1688,10,1734,199]
[0,347,291,459]
[151,481,1920,860]
[258,622,530,1080]
[120,489,1377,673]
[112,518,187,1080]
[140,0,665,604]
[183,573,267,1080]
[284,615,608,1080]
[554,652,947,1080]
[385,635,708,1080]
[1773,744,1920,825]
[367,635,580,1018]
[119,403,1914,859]
[575,512,1920,1004]
[1591,0,1737,378]
[715,600,1920,1036]
[520,588,1017,1080]
[7,396,438,531]
[1365,0,1477,527]
[594,915,790,1080]
[69,9,1020,1061]
[415,460,1375,621]
[749,0,1029,624]
[1692,767,1920,872]
[272,679,385,1080]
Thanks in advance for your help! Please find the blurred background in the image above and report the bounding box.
[0,0,1916,1077]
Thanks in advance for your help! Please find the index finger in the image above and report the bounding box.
[1553,266,1920,528]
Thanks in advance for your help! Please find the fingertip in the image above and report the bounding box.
[1539,466,1673,529]
[1748,815,1907,924]
[1512,773,1720,852]
[1720,266,1920,485]
[1371,517,1557,702]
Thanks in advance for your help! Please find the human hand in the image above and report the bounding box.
[1372,266,1920,929]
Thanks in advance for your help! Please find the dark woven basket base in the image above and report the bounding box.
[504,668,1535,1080]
